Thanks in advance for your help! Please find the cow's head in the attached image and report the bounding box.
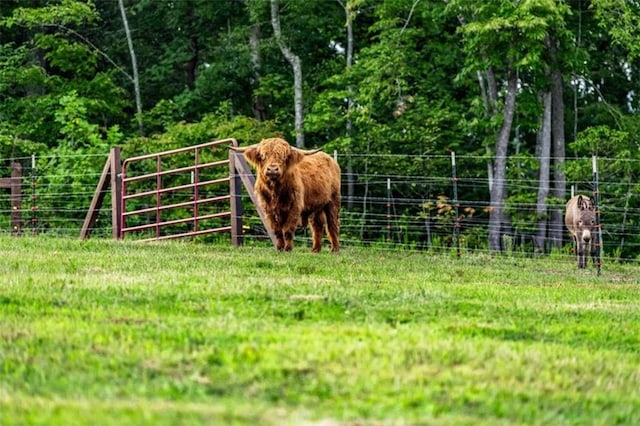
[231,138,320,182]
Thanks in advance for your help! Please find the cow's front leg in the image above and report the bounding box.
[282,229,294,251]
[282,218,297,252]
[281,209,300,252]
[275,230,285,251]
[265,211,285,251]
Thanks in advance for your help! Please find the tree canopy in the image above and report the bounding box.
[1,0,639,256]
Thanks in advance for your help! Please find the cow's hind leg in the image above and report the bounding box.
[310,212,325,253]
[324,201,340,253]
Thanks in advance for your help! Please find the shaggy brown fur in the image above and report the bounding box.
[565,194,596,269]
[233,138,340,252]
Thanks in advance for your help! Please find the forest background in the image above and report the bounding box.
[1,0,639,259]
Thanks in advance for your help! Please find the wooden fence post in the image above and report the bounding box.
[110,148,122,239]
[0,163,22,235]
[232,152,278,248]
[80,147,122,240]
[229,150,244,247]
[10,163,22,235]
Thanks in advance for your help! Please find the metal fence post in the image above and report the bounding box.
[592,155,602,276]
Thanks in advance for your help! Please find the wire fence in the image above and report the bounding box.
[1,151,639,265]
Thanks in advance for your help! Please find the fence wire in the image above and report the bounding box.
[0,152,638,265]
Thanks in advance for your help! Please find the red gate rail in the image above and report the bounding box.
[120,138,241,243]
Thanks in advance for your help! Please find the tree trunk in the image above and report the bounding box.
[270,0,304,147]
[185,36,198,89]
[618,175,632,260]
[118,0,143,135]
[550,66,566,249]
[485,67,498,112]
[183,6,198,89]
[488,67,517,252]
[478,67,498,197]
[250,23,267,121]
[535,91,552,252]
[341,0,356,208]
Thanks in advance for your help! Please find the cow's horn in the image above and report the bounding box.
[228,145,253,152]
[293,148,322,155]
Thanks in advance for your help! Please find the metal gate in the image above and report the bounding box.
[120,138,243,244]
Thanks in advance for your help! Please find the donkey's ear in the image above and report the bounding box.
[577,195,585,209]
[589,196,596,210]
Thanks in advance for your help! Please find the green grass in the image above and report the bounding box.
[0,236,639,425]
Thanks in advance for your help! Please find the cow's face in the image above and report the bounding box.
[243,138,306,182]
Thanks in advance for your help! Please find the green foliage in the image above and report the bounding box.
[592,0,640,61]
[37,91,123,231]
[0,0,639,253]
[566,126,634,188]
[0,0,127,149]
[0,125,47,162]
[130,102,279,158]
[316,0,467,163]
[55,91,117,150]
[447,0,576,153]
[1,0,98,28]
[36,35,98,77]
[451,0,571,72]
[570,125,632,158]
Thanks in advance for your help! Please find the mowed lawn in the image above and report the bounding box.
[0,236,639,425]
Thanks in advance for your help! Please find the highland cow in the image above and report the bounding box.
[231,138,340,252]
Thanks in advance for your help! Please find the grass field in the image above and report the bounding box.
[0,236,639,425]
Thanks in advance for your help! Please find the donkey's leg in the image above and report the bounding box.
[571,235,579,268]
[577,241,586,269]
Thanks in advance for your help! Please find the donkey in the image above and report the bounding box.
[564,194,597,269]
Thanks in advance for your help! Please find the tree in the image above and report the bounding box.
[249,22,267,121]
[270,0,304,147]
[548,33,568,249]
[1,0,639,254]
[535,90,551,251]
[332,0,363,208]
[591,0,640,62]
[118,0,142,134]
[452,0,572,252]
[0,0,128,148]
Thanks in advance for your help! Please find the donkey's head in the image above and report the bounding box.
[565,194,597,269]
[574,195,596,244]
